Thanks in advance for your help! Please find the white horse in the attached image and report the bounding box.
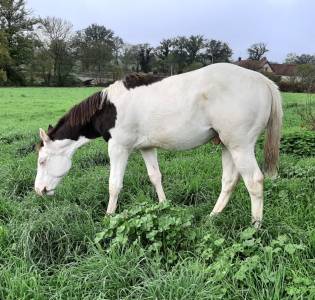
[35,63,282,227]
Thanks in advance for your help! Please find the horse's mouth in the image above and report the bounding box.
[35,187,55,196]
[46,189,55,196]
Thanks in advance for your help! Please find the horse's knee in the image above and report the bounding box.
[246,172,264,197]
[109,182,123,197]
[221,173,239,194]
[148,170,162,186]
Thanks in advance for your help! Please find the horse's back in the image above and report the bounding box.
[110,63,275,150]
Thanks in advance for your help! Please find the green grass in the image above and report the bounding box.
[0,88,314,299]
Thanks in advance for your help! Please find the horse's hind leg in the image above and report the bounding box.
[229,146,264,228]
[210,146,240,217]
[141,148,166,202]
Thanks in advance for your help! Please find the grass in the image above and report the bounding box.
[0,87,314,299]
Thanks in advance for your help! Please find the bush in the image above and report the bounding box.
[280,131,315,156]
[278,81,310,93]
[261,71,281,84]
[95,201,194,263]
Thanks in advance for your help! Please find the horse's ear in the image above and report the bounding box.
[39,128,50,143]
[48,124,53,131]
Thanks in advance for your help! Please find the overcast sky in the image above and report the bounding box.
[26,0,315,63]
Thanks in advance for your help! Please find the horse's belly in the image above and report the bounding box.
[144,126,216,150]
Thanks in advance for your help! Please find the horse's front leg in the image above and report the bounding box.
[106,140,130,214]
[140,148,166,202]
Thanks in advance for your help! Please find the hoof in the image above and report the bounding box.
[252,220,262,229]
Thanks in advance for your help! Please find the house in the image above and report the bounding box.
[235,57,298,81]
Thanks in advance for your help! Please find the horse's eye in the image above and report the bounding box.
[39,159,46,165]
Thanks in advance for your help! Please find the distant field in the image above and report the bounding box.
[0,88,314,299]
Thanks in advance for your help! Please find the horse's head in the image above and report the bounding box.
[34,128,74,196]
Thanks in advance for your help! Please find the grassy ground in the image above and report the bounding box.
[0,87,314,299]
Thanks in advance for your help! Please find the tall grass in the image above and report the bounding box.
[0,88,314,299]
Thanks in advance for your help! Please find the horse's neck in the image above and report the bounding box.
[67,136,91,156]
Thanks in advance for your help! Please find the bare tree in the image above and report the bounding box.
[37,17,74,85]
[38,16,72,42]
[247,43,269,60]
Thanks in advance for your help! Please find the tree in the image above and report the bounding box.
[247,43,268,60]
[155,38,175,74]
[204,39,233,63]
[137,44,153,73]
[120,45,140,72]
[171,36,189,73]
[184,35,204,64]
[37,17,74,85]
[0,31,10,82]
[73,24,121,81]
[156,38,173,60]
[297,64,315,90]
[0,0,37,84]
[285,53,315,64]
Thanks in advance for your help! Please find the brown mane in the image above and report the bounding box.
[123,73,164,90]
[48,91,105,136]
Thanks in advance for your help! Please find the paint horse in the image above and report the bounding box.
[35,63,282,227]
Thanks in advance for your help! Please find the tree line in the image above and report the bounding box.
[1,0,315,86]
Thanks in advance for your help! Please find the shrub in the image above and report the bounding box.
[280,131,315,156]
[278,81,310,93]
[195,228,313,299]
[261,71,281,84]
[95,201,194,263]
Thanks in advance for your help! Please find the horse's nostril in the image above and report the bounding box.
[42,187,47,195]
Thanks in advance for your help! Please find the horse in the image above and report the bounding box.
[35,63,282,228]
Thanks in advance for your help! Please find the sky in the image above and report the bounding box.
[26,0,315,63]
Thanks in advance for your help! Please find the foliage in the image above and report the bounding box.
[73,24,119,76]
[261,71,281,84]
[195,228,313,299]
[0,89,314,299]
[0,31,10,83]
[137,43,154,73]
[285,52,315,64]
[278,81,315,93]
[280,131,315,156]
[0,0,37,84]
[95,201,194,263]
[297,64,315,91]
[204,39,233,63]
[297,93,315,130]
[154,36,232,75]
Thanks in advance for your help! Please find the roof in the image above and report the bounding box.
[235,57,298,77]
[269,63,297,76]
[235,57,268,71]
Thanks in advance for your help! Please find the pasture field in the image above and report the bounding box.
[0,87,314,299]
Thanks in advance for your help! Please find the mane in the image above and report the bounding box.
[48,91,106,138]
[123,73,164,90]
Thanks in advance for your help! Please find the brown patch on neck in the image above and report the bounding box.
[48,91,106,138]
[123,73,164,90]
[67,91,105,127]
[35,90,117,149]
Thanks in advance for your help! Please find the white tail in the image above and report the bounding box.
[264,79,283,177]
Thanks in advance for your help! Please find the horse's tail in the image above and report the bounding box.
[263,78,283,178]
